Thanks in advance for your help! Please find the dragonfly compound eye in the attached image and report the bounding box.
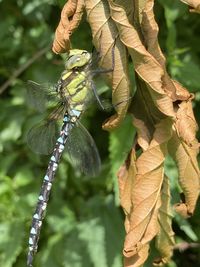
[65,49,92,70]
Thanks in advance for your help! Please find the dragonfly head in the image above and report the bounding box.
[65,49,92,70]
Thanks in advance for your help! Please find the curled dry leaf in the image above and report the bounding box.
[85,0,131,130]
[154,175,175,266]
[118,150,137,219]
[124,245,149,267]
[180,0,200,13]
[130,77,170,152]
[109,0,175,118]
[168,97,200,217]
[52,0,84,53]
[118,119,172,266]
[118,150,150,267]
[174,98,199,146]
[168,129,200,217]
[141,1,191,102]
[171,80,191,101]
[141,0,177,101]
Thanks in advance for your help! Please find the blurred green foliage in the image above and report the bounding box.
[0,1,200,267]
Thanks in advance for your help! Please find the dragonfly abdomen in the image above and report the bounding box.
[27,112,81,267]
[27,49,102,266]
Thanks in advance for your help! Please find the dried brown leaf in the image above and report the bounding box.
[167,98,200,217]
[154,175,175,266]
[118,150,137,218]
[133,116,152,151]
[52,0,84,53]
[109,0,175,118]
[85,0,131,130]
[168,130,200,217]
[141,0,177,101]
[124,245,149,267]
[131,77,170,152]
[171,80,191,101]
[118,119,172,266]
[118,150,149,267]
[141,1,191,102]
[174,98,199,146]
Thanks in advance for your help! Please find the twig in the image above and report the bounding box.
[0,45,50,95]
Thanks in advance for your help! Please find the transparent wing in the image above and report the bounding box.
[26,80,59,112]
[27,104,66,155]
[65,122,101,177]
[27,120,57,155]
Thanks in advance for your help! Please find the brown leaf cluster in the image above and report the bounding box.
[52,1,200,266]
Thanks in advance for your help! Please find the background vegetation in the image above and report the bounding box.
[0,1,200,266]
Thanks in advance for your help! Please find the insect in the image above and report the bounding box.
[26,48,114,266]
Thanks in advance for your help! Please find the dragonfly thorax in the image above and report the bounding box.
[60,53,92,112]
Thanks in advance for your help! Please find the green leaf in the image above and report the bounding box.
[78,195,124,267]
[62,230,93,267]
[0,221,24,267]
[175,215,198,241]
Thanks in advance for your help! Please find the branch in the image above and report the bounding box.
[0,45,50,95]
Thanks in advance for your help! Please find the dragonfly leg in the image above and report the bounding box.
[90,80,105,110]
[91,35,116,76]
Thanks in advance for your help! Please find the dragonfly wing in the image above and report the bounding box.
[27,120,57,155]
[26,80,58,112]
[65,122,101,177]
[27,102,66,155]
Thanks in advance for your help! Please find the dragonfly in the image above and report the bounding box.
[26,49,114,267]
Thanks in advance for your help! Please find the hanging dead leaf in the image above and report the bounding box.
[52,0,84,53]
[124,245,149,267]
[118,149,150,267]
[118,150,137,218]
[174,98,199,146]
[84,0,131,130]
[141,1,191,102]
[118,119,172,266]
[171,80,191,101]
[168,130,200,217]
[130,76,170,152]
[109,0,175,118]
[154,176,175,266]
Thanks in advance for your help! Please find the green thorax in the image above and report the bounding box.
[58,49,92,112]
